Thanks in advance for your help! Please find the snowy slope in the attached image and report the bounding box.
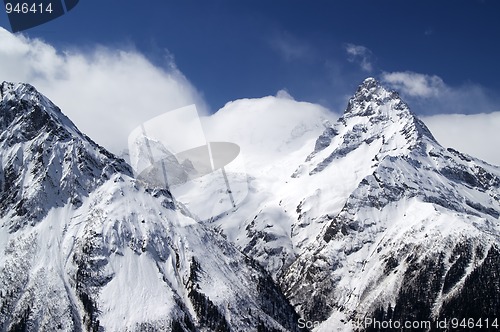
[0,82,304,332]
[199,78,500,330]
[280,79,500,330]
[200,96,338,277]
[0,82,131,231]
[1,78,499,332]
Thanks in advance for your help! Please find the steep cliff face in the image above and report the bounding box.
[202,78,500,331]
[0,82,131,231]
[0,82,304,332]
[279,78,500,330]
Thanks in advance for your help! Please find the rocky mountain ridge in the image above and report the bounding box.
[278,79,500,330]
[0,78,498,331]
[0,81,303,332]
[208,78,500,330]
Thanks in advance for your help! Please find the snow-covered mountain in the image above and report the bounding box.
[0,82,303,332]
[202,78,500,330]
[1,78,499,332]
[280,78,500,330]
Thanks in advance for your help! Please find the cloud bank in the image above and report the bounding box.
[0,29,497,167]
[0,28,207,154]
[422,112,500,167]
[381,71,499,115]
[382,71,445,98]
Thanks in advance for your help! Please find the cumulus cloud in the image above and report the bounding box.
[0,28,208,154]
[381,71,499,116]
[381,71,445,98]
[422,112,500,166]
[203,95,336,169]
[1,28,497,169]
[345,43,373,72]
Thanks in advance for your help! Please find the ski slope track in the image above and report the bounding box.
[0,78,499,331]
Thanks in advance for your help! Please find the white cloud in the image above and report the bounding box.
[422,112,500,166]
[381,71,499,116]
[345,43,373,72]
[381,71,445,97]
[275,89,294,100]
[0,28,208,154]
[381,71,500,165]
[1,28,497,169]
[203,95,336,169]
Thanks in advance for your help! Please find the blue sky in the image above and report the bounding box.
[1,0,499,115]
[1,1,500,165]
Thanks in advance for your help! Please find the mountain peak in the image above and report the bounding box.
[0,81,56,114]
[360,76,379,88]
[342,78,436,144]
[0,81,82,144]
[300,79,438,175]
[1,81,36,95]
[356,77,385,97]
[345,77,402,117]
[0,81,131,230]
